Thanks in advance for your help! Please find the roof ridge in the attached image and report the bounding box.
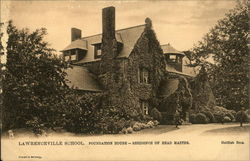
[81,24,146,39]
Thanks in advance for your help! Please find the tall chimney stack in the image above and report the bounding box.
[101,6,117,59]
[102,6,115,41]
[71,28,82,42]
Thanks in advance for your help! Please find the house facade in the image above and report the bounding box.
[62,6,194,124]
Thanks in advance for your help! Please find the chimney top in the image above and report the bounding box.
[145,17,152,29]
[71,28,82,42]
[102,6,116,40]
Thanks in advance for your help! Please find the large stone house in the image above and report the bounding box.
[61,6,195,124]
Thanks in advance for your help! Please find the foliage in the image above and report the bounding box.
[187,1,249,111]
[63,92,103,133]
[2,21,70,130]
[235,111,248,122]
[190,66,216,111]
[201,111,215,123]
[189,114,196,124]
[150,108,162,121]
[126,127,133,134]
[223,116,231,123]
[195,113,208,124]
[225,112,235,121]
[213,111,225,123]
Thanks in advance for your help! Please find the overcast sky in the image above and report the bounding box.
[3,0,236,54]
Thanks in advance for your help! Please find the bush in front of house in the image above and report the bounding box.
[235,111,248,122]
[147,121,155,128]
[153,120,159,126]
[213,111,225,123]
[201,111,215,123]
[126,127,133,134]
[245,109,250,122]
[195,113,208,124]
[132,123,141,131]
[228,110,237,117]
[225,112,235,122]
[189,114,196,124]
[223,116,231,123]
[150,108,162,122]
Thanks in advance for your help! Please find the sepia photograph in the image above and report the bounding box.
[0,0,249,161]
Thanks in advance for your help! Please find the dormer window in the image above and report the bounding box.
[94,43,102,59]
[61,39,88,62]
[138,67,150,84]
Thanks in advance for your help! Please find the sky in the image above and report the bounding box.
[2,0,237,54]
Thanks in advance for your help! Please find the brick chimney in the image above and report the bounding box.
[101,6,117,59]
[71,28,81,42]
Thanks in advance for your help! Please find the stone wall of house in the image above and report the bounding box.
[125,25,167,116]
[81,25,167,120]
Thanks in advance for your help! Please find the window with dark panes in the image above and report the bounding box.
[138,67,150,84]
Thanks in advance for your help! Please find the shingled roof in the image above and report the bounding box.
[63,24,146,64]
[166,64,195,77]
[61,39,88,52]
[65,66,102,91]
[161,43,185,56]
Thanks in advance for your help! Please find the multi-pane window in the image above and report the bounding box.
[63,49,79,61]
[138,68,150,84]
[140,100,149,115]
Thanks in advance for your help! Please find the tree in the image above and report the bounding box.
[2,21,71,130]
[0,22,4,129]
[188,1,249,111]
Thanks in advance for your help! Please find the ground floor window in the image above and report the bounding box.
[140,100,149,115]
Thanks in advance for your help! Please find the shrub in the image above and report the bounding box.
[121,127,127,134]
[126,127,133,134]
[132,124,141,131]
[228,110,237,117]
[225,112,235,121]
[147,121,154,128]
[150,108,162,121]
[213,111,225,123]
[189,114,196,124]
[195,113,208,124]
[129,120,137,127]
[235,111,248,122]
[143,115,153,122]
[223,116,231,122]
[245,109,250,122]
[26,117,45,135]
[153,120,159,126]
[201,111,215,123]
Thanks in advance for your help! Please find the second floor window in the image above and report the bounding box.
[94,44,102,59]
[138,68,150,84]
